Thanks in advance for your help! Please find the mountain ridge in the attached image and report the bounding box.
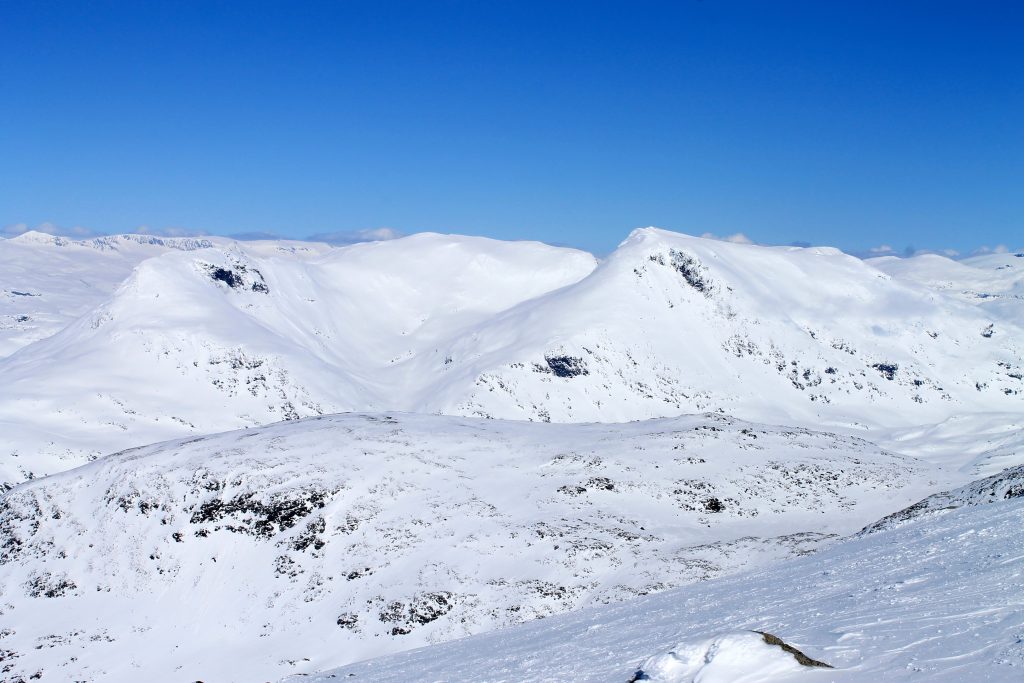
[1,228,1020,486]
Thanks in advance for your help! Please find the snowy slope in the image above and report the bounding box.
[0,230,337,360]
[2,228,1020,486]
[438,229,1022,426]
[869,249,1024,322]
[0,412,940,682]
[0,231,221,357]
[865,411,1024,478]
[301,473,1024,682]
[861,461,1024,533]
[0,233,596,484]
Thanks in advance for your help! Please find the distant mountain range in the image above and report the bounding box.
[2,228,1020,486]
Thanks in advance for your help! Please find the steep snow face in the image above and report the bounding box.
[303,476,1024,683]
[0,233,596,484]
[0,231,223,357]
[1,228,1021,485]
[0,412,938,682]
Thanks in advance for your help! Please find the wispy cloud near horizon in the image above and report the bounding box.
[306,228,404,245]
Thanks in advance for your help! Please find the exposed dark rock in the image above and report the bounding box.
[871,362,898,381]
[756,631,833,668]
[336,613,359,629]
[26,572,76,598]
[189,487,331,539]
[669,249,712,294]
[209,267,242,288]
[543,355,588,378]
[704,497,725,513]
[205,263,269,293]
[378,592,456,636]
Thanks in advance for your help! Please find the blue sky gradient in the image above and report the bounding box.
[2,1,1020,255]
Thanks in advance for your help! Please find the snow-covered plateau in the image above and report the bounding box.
[0,227,1021,682]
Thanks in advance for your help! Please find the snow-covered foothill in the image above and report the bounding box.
[0,411,938,682]
[300,475,1024,682]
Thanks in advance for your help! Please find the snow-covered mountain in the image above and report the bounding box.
[0,230,334,359]
[2,228,1021,486]
[299,469,1024,682]
[869,249,1024,321]
[0,412,941,682]
[0,232,596,484]
[0,231,220,358]
[1,227,1021,682]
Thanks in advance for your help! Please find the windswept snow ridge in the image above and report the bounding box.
[0,412,937,682]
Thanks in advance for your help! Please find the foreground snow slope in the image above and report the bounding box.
[301,475,1024,682]
[2,228,1020,485]
[0,412,939,682]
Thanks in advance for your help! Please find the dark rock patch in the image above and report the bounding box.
[189,487,331,539]
[755,631,833,668]
[209,267,242,288]
[704,497,725,513]
[378,592,456,636]
[871,362,898,381]
[542,355,588,378]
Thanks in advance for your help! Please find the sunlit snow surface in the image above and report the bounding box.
[302,492,1024,682]
[0,412,942,682]
[0,229,1021,682]
[1,229,1021,486]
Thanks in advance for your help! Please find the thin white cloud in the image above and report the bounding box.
[699,231,753,245]
[307,227,404,245]
[972,244,1010,256]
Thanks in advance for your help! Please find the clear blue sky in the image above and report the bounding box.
[2,1,1021,255]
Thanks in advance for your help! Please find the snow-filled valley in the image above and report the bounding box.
[0,228,1021,682]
